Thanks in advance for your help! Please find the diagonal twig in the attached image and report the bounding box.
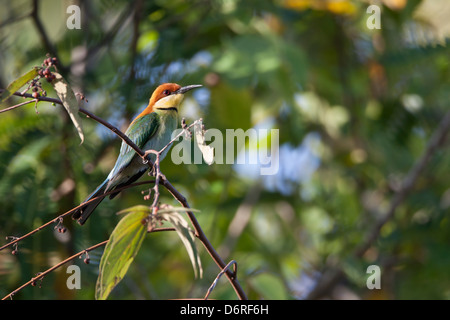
[0,180,155,253]
[2,240,108,300]
[204,260,237,300]
[1,225,182,300]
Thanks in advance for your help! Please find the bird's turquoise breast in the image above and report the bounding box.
[142,110,178,162]
[106,110,178,188]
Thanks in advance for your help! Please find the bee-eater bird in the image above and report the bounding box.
[72,83,202,225]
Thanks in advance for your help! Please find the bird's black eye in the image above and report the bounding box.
[163,89,171,96]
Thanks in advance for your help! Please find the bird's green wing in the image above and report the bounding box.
[107,112,160,179]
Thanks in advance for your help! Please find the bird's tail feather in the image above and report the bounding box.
[72,179,109,225]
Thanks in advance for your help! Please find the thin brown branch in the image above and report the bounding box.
[0,98,37,113]
[2,240,108,300]
[204,260,237,300]
[146,150,162,218]
[0,89,61,112]
[0,180,155,253]
[1,225,182,300]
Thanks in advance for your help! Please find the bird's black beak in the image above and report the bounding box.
[175,84,202,94]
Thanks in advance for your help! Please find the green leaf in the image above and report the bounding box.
[0,68,39,103]
[95,208,149,300]
[51,72,84,143]
[160,207,203,279]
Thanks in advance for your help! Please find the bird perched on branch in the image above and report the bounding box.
[72,83,202,225]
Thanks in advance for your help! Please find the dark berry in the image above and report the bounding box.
[58,227,66,233]
[32,92,39,99]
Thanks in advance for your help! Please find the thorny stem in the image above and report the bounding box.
[142,119,200,229]
[142,149,162,226]
[1,225,180,300]
[0,98,37,113]
[0,90,248,300]
[0,181,155,253]
[204,260,237,300]
[2,240,108,300]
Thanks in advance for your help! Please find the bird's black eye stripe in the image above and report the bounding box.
[163,89,171,95]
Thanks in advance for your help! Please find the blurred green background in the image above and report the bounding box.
[0,0,449,300]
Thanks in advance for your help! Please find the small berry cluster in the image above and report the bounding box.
[38,66,56,83]
[43,56,58,67]
[81,250,90,264]
[31,273,44,287]
[5,236,19,255]
[29,78,45,99]
[38,55,58,83]
[54,217,67,234]
[27,55,59,99]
